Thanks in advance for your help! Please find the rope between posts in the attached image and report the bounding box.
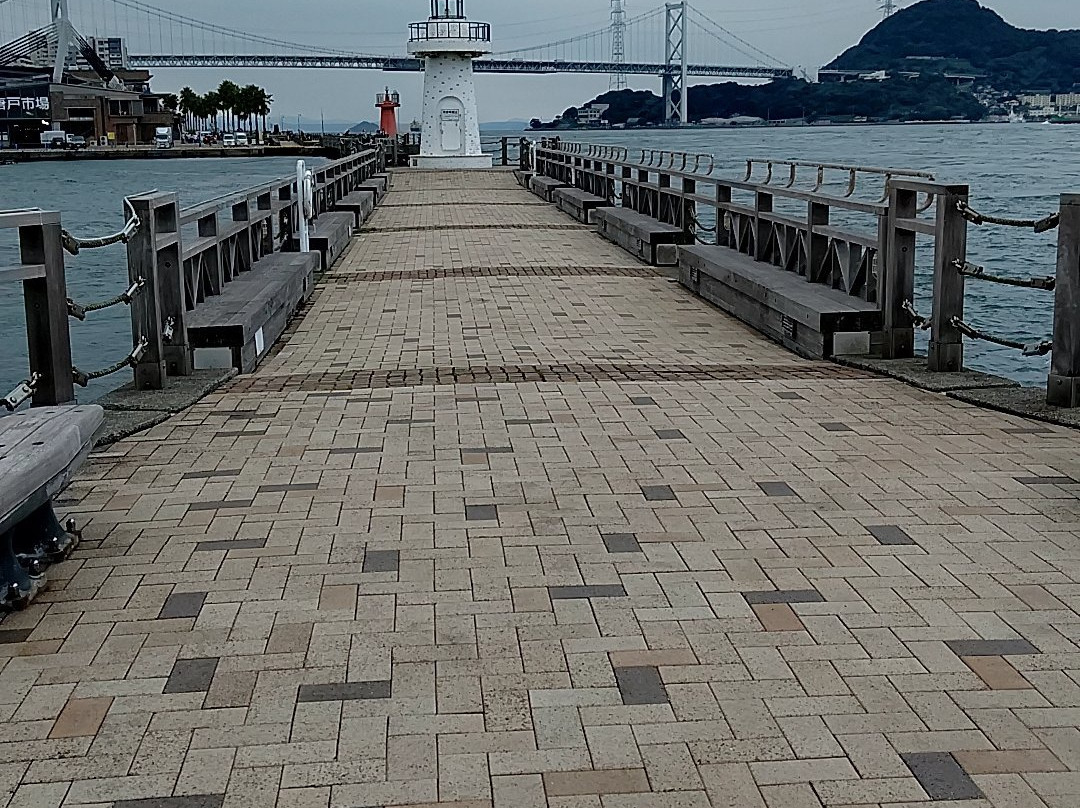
[60,195,145,255]
[72,338,149,387]
[956,200,1060,233]
[953,260,1056,291]
[950,317,1053,357]
[67,278,145,320]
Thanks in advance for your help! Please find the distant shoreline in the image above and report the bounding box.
[0,144,333,164]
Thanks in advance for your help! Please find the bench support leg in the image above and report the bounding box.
[13,503,80,567]
[0,528,47,612]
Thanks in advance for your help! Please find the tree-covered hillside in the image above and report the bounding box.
[830,0,1080,92]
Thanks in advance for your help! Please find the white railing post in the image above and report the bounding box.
[296,159,312,254]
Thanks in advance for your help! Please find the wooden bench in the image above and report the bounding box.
[188,251,320,373]
[0,405,103,610]
[594,207,690,266]
[553,187,611,224]
[679,245,883,359]
[513,169,534,189]
[529,175,569,202]
[334,190,376,228]
[358,175,389,203]
[287,211,354,272]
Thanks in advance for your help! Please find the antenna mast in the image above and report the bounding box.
[610,0,627,91]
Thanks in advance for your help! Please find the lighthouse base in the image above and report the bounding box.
[411,154,493,170]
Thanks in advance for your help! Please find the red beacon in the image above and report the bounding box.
[376,88,401,136]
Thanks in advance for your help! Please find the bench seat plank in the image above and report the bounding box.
[335,190,376,228]
[679,245,881,359]
[0,406,103,530]
[529,176,569,202]
[553,188,611,224]
[594,207,690,266]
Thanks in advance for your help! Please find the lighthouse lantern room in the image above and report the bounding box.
[407,0,493,169]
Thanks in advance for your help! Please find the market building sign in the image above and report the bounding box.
[1,95,51,118]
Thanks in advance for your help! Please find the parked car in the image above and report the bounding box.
[222,133,237,147]
[235,132,249,147]
[154,127,174,149]
[65,135,87,150]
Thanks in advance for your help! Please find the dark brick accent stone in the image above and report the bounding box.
[757,482,797,497]
[257,483,319,494]
[188,500,254,512]
[297,681,392,702]
[946,639,1040,657]
[164,658,219,694]
[603,534,642,554]
[113,797,225,808]
[868,525,917,546]
[363,550,401,574]
[630,397,657,406]
[641,486,677,502]
[548,584,627,600]
[776,392,805,400]
[1015,476,1077,486]
[654,429,686,441]
[903,752,984,801]
[505,418,554,426]
[743,590,826,605]
[158,592,207,620]
[328,447,382,455]
[194,539,268,553]
[213,428,269,439]
[820,422,853,432]
[614,666,670,705]
[181,469,242,480]
[0,629,33,644]
[465,505,499,522]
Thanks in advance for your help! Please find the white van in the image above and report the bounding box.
[222,133,237,147]
[235,132,249,147]
[154,127,174,149]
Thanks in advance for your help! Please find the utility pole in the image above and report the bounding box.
[609,0,627,91]
[879,0,897,19]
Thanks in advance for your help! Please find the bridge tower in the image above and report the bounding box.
[376,88,401,136]
[609,0,627,91]
[662,2,688,126]
[408,0,493,169]
[49,0,74,83]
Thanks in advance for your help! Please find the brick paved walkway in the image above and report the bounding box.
[4,169,1080,808]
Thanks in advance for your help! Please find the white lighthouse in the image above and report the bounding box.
[408,0,493,169]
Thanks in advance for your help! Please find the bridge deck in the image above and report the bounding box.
[4,170,1080,808]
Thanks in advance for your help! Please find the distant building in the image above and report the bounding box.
[76,37,130,72]
[576,103,610,127]
[818,69,888,83]
[1018,92,1080,120]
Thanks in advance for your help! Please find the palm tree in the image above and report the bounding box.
[204,91,222,132]
[178,86,198,132]
[216,81,241,131]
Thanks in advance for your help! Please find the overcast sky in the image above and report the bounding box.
[11,0,1080,125]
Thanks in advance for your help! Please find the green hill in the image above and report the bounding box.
[830,0,1080,92]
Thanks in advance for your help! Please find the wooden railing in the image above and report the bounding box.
[1,146,384,408]
[531,139,1080,406]
[482,137,531,167]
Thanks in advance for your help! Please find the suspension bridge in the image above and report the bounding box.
[0,0,793,124]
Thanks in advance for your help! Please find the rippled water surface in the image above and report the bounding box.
[1,126,1078,400]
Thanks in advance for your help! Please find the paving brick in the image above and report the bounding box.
[866,525,917,546]
[296,681,392,702]
[953,749,1066,774]
[614,667,670,705]
[752,604,804,632]
[962,655,1032,690]
[112,798,225,808]
[602,534,642,554]
[743,590,825,606]
[946,639,1040,658]
[641,486,678,502]
[548,585,627,600]
[194,539,268,553]
[163,658,219,695]
[158,592,207,619]
[466,505,499,522]
[757,482,797,498]
[903,752,985,800]
[543,768,650,797]
[49,697,112,739]
[362,550,401,573]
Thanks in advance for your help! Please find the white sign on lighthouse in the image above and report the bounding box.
[408,0,493,169]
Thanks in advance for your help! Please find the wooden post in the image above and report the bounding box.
[126,195,168,389]
[1048,194,1080,407]
[501,137,509,167]
[19,216,75,406]
[754,191,773,263]
[882,186,917,359]
[681,177,696,236]
[806,201,830,282]
[715,184,732,248]
[928,185,970,372]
